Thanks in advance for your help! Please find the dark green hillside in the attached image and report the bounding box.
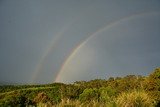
[0,68,160,107]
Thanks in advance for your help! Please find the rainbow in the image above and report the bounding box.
[30,24,71,83]
[30,4,94,83]
[54,11,160,82]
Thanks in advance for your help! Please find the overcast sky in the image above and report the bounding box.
[0,0,160,84]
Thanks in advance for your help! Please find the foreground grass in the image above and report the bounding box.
[116,90,156,107]
[35,90,156,107]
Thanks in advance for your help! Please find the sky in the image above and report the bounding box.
[0,0,160,84]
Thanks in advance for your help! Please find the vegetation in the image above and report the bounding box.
[0,68,160,107]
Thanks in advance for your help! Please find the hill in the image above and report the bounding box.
[0,68,160,107]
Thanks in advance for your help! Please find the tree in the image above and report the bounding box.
[79,88,99,102]
[99,86,117,103]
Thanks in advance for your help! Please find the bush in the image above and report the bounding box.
[79,88,99,102]
[99,86,117,103]
[116,90,155,107]
[33,92,50,103]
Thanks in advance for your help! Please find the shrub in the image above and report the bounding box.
[33,92,50,103]
[116,90,155,107]
[79,88,99,102]
[99,86,117,103]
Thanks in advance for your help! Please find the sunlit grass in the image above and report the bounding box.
[115,90,155,107]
